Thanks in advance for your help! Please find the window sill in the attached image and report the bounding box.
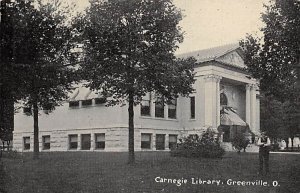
[140,116,178,122]
[141,148,153,151]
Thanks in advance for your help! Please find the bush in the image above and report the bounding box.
[270,143,280,152]
[170,131,225,158]
[232,133,250,153]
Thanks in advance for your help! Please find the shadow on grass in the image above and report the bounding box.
[0,151,299,193]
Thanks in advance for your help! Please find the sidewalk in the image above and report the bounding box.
[270,151,300,155]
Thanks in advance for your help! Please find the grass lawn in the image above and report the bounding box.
[0,151,299,193]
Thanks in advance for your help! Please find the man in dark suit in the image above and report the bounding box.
[257,132,271,175]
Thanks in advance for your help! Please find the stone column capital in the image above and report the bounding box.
[252,84,259,91]
[245,84,252,90]
[246,83,259,90]
[204,74,222,83]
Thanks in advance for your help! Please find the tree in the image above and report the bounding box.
[232,133,250,153]
[1,0,77,159]
[259,95,284,141]
[0,0,22,145]
[78,0,196,164]
[282,100,299,149]
[240,0,300,140]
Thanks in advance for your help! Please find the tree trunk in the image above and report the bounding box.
[291,136,294,150]
[128,92,135,164]
[33,99,39,159]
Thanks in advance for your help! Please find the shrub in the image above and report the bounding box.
[270,143,280,152]
[170,131,225,158]
[232,133,250,153]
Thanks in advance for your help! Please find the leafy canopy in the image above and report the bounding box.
[240,0,300,102]
[9,0,77,111]
[78,0,196,104]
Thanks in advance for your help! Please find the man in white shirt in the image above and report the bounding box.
[257,132,271,175]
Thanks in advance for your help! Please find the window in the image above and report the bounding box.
[69,135,78,150]
[23,137,30,150]
[220,93,228,106]
[95,97,106,105]
[169,135,177,149]
[69,101,79,108]
[155,97,164,118]
[81,134,91,150]
[190,96,195,119]
[95,133,105,149]
[156,134,165,150]
[42,135,50,150]
[82,99,92,106]
[141,93,151,116]
[141,133,151,149]
[168,99,177,119]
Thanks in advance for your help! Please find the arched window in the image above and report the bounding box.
[220,93,228,106]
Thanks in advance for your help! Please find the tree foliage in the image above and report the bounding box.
[78,0,196,163]
[259,95,284,140]
[232,133,250,153]
[0,0,77,158]
[240,0,300,140]
[260,93,299,147]
[0,0,20,142]
[240,0,299,102]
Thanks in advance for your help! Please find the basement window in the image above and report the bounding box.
[42,135,50,150]
[69,135,78,150]
[156,134,165,150]
[169,135,177,149]
[95,133,105,149]
[141,133,152,149]
[81,134,91,150]
[23,137,30,150]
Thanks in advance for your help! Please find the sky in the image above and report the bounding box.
[72,0,268,54]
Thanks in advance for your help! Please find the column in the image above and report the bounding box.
[245,84,251,126]
[152,134,156,150]
[150,93,155,117]
[77,134,81,150]
[204,75,222,128]
[250,84,257,133]
[164,103,168,119]
[256,90,260,133]
[216,77,222,126]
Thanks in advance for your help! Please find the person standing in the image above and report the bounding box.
[257,132,271,175]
